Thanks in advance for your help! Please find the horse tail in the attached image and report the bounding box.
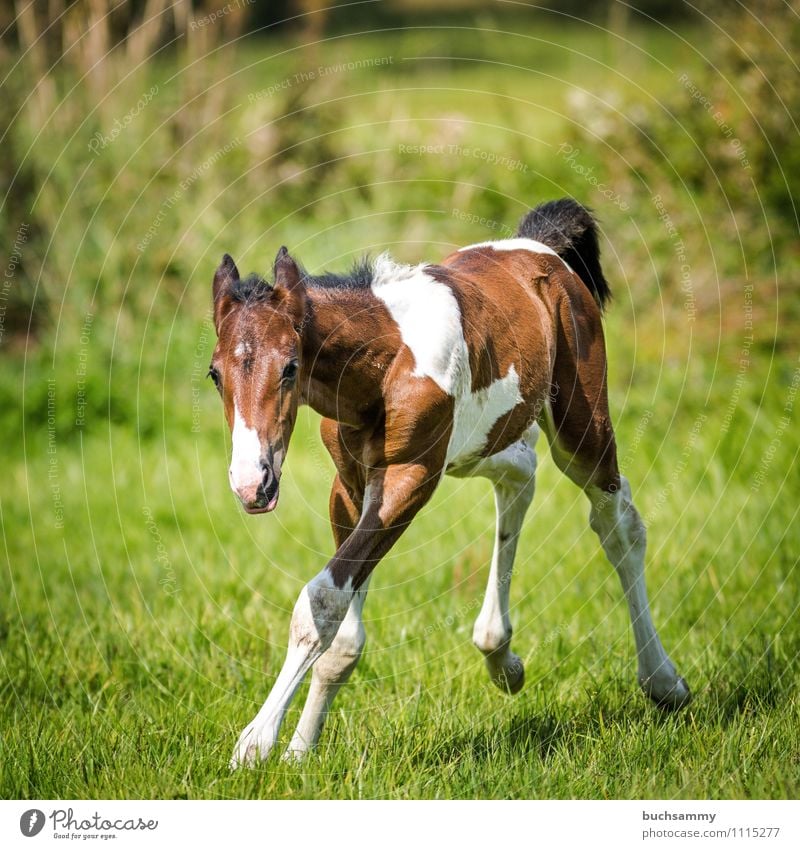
[516,199,611,311]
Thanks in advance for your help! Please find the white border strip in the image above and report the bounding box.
[2,800,797,848]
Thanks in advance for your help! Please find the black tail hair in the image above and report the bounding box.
[517,199,611,311]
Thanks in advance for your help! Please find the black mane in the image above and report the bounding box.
[299,257,375,290]
[229,272,274,304]
[229,257,376,304]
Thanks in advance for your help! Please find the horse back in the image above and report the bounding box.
[438,245,613,471]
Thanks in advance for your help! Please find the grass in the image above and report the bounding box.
[2,12,799,799]
[2,337,798,799]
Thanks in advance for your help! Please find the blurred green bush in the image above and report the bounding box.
[563,0,799,282]
[1,1,796,449]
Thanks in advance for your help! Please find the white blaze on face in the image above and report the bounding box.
[229,403,263,495]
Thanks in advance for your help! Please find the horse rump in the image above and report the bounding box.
[517,198,611,311]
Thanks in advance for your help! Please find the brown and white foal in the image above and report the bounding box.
[208,199,691,767]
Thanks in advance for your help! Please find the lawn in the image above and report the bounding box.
[1,10,798,800]
[3,325,797,798]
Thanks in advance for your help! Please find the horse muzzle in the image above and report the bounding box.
[234,465,280,514]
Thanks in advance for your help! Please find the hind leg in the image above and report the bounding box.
[586,477,690,707]
[540,292,691,711]
[450,426,538,694]
[541,400,690,709]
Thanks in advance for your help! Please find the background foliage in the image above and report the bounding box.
[1,0,798,799]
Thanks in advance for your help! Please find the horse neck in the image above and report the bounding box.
[300,288,396,425]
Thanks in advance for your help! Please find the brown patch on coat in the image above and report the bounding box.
[441,246,619,488]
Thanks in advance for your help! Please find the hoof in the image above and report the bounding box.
[230,723,277,769]
[641,673,692,711]
[488,653,525,695]
[281,745,309,764]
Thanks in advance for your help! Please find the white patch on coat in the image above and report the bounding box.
[371,253,521,466]
[234,341,251,358]
[459,237,574,273]
[371,253,467,394]
[446,365,522,466]
[229,403,262,494]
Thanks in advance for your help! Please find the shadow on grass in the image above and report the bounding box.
[418,636,800,765]
[704,634,796,725]
[416,694,646,768]
[417,635,798,770]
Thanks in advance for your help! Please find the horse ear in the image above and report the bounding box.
[213,254,239,330]
[273,246,306,329]
[213,253,239,301]
[273,246,303,294]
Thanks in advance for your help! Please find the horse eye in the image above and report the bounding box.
[207,366,222,391]
[281,360,299,383]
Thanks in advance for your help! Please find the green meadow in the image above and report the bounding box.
[2,4,798,798]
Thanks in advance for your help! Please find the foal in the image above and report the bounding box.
[208,199,691,767]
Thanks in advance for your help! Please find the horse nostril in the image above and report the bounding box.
[258,468,279,503]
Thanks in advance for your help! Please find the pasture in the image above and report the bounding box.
[2,5,798,799]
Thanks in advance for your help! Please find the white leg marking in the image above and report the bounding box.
[283,577,371,761]
[230,570,354,768]
[450,427,538,693]
[588,477,691,709]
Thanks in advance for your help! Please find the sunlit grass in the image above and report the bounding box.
[1,17,797,800]
[2,341,797,798]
